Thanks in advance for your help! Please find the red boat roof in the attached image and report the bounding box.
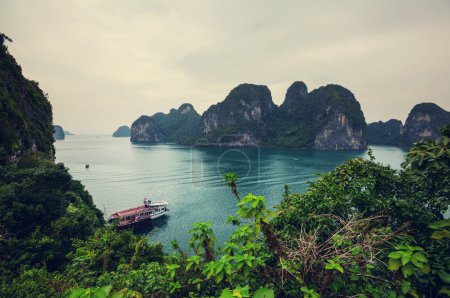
[112,205,154,217]
[109,201,168,219]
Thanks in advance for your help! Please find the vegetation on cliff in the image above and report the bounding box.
[0,34,54,163]
[367,119,403,146]
[268,83,367,149]
[198,84,275,145]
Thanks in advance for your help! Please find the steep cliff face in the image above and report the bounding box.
[130,116,163,142]
[313,111,366,150]
[112,125,131,137]
[401,103,450,146]
[0,35,54,163]
[53,125,65,140]
[130,103,201,143]
[367,119,403,146]
[269,83,367,149]
[199,84,275,145]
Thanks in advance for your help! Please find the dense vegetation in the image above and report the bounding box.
[367,119,403,146]
[0,35,54,163]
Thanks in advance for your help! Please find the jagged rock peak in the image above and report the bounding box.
[227,83,275,114]
[199,83,275,139]
[178,103,195,114]
[286,81,308,100]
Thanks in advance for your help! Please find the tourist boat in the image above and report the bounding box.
[107,198,169,228]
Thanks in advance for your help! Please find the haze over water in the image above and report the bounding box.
[55,135,406,249]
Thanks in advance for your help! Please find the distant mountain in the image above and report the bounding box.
[112,125,131,137]
[401,103,450,146]
[64,130,74,136]
[53,125,65,140]
[130,82,368,150]
[130,103,201,143]
[0,36,54,163]
[367,103,450,147]
[367,119,403,146]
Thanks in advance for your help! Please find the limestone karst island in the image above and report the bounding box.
[0,2,449,297]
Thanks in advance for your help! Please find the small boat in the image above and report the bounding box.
[107,198,169,228]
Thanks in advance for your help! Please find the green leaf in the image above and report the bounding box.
[219,288,234,298]
[388,258,402,271]
[388,251,403,259]
[335,264,344,274]
[401,281,411,294]
[432,230,450,240]
[412,252,427,263]
[401,254,411,266]
[439,272,450,284]
[402,263,414,278]
[253,287,275,298]
[430,219,450,229]
[215,262,224,274]
[225,264,232,275]
[438,286,450,296]
[410,257,424,269]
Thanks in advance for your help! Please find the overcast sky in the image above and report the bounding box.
[1,0,449,134]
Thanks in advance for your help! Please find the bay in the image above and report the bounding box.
[55,135,406,249]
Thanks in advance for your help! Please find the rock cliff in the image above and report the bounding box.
[0,34,54,163]
[112,125,131,137]
[130,103,201,143]
[401,103,450,146]
[53,125,65,140]
[198,84,275,145]
[367,119,403,146]
[269,83,367,149]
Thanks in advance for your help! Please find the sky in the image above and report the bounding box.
[1,0,450,134]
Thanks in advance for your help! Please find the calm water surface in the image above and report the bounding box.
[55,135,406,249]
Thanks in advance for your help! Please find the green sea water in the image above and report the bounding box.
[55,135,406,249]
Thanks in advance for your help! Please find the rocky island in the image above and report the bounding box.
[112,125,131,137]
[367,103,450,147]
[131,103,201,143]
[53,125,65,140]
[131,82,368,150]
